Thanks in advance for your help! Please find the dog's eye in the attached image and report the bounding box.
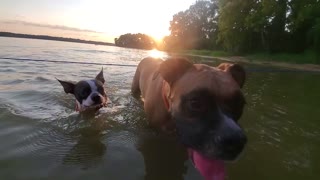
[189,99,206,112]
[81,89,90,98]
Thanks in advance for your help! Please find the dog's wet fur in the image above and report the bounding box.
[132,57,247,161]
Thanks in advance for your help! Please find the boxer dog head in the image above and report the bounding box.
[57,68,107,112]
[159,58,247,179]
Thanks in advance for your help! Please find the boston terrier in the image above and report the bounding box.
[57,68,107,112]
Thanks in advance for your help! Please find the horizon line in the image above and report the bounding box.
[0,31,115,46]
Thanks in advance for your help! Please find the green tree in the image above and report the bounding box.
[218,0,319,54]
[164,0,319,62]
[287,0,320,53]
[166,0,219,50]
[218,0,289,53]
[115,33,156,50]
[217,0,253,53]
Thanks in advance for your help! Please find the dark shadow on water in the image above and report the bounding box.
[57,95,193,179]
[112,95,190,179]
[62,117,107,170]
[136,130,189,180]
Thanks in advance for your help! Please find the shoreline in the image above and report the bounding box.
[0,32,115,46]
[174,53,320,73]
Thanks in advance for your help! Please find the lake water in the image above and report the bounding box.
[0,37,319,180]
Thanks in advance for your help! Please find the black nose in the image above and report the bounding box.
[91,93,102,104]
[220,132,247,160]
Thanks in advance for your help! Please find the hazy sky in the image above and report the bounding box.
[0,0,196,42]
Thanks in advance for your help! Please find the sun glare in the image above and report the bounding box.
[151,34,165,43]
[148,49,166,58]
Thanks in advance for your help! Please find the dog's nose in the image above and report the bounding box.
[220,131,247,158]
[91,93,102,104]
[214,114,247,160]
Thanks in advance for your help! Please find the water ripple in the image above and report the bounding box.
[1,37,320,180]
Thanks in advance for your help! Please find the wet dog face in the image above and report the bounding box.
[159,58,247,161]
[172,88,246,161]
[57,69,107,112]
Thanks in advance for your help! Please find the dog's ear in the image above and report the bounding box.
[56,79,75,94]
[217,63,246,88]
[159,57,194,85]
[95,68,105,84]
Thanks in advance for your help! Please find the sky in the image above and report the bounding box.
[0,0,197,43]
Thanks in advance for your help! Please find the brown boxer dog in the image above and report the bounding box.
[132,57,247,180]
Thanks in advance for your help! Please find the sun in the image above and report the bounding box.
[148,29,169,43]
[151,34,165,43]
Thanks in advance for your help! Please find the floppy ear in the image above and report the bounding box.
[56,79,75,94]
[159,57,194,85]
[217,63,246,88]
[95,68,105,84]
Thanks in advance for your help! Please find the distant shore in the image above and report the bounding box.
[0,32,115,46]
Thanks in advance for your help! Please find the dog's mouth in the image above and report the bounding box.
[76,101,107,112]
[189,148,225,180]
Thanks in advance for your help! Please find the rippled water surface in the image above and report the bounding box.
[0,37,319,180]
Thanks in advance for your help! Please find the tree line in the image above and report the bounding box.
[114,33,156,50]
[165,0,320,54]
[115,0,319,55]
[0,32,115,46]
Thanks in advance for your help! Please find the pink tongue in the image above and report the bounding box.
[189,149,225,180]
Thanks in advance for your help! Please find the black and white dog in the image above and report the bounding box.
[57,69,107,112]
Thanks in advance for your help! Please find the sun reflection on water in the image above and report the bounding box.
[148,49,166,59]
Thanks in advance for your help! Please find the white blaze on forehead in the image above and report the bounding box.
[86,80,98,91]
[81,80,99,107]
